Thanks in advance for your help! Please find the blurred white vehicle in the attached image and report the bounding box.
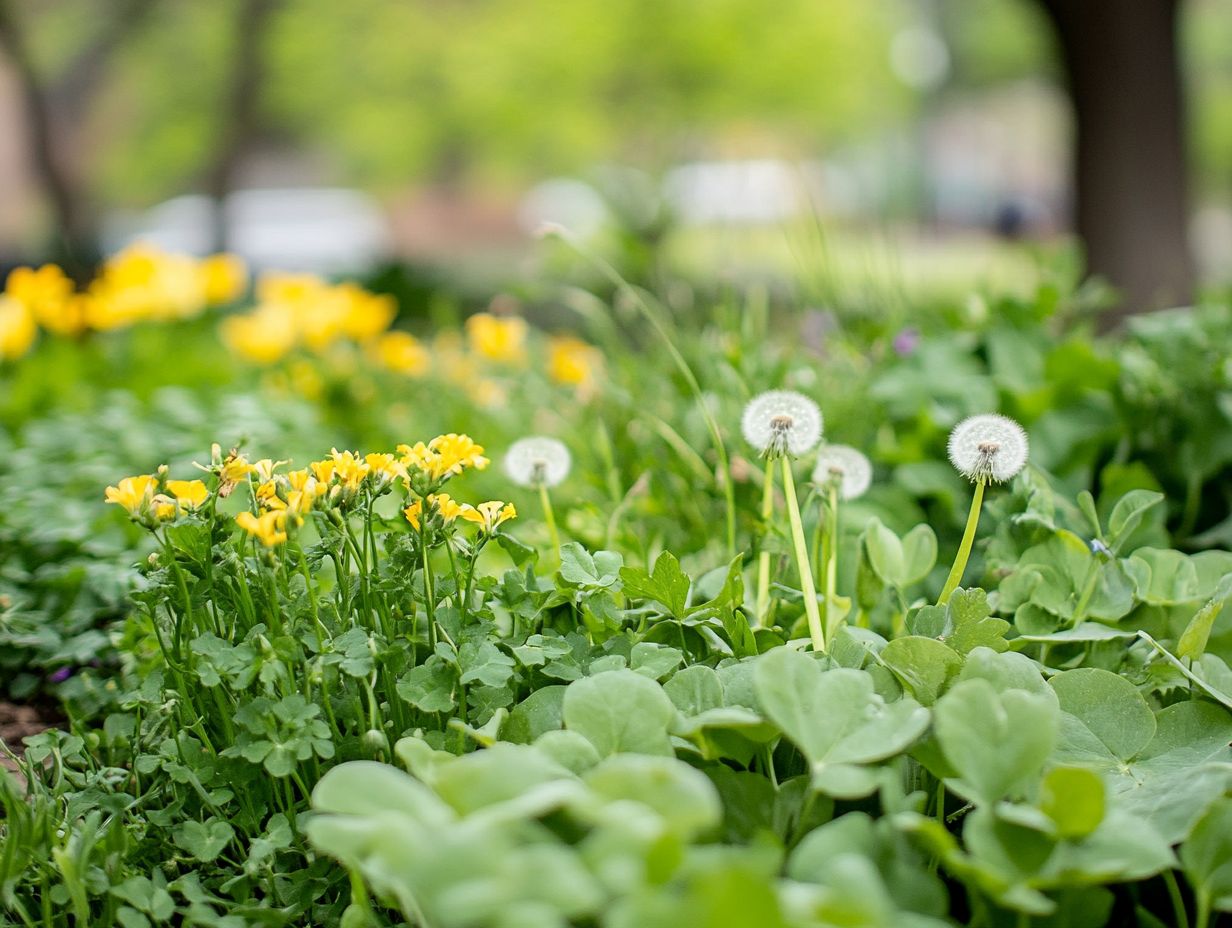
[103,188,391,274]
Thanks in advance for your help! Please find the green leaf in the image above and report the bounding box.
[583,754,721,837]
[562,669,675,756]
[629,642,684,680]
[620,551,691,617]
[880,636,963,706]
[1039,766,1105,839]
[900,524,939,585]
[558,542,623,590]
[663,664,725,716]
[1180,798,1232,912]
[934,678,1058,804]
[753,650,929,776]
[172,818,235,863]
[1050,668,1156,762]
[504,685,566,744]
[1107,490,1164,551]
[1178,573,1232,660]
[396,657,457,713]
[864,518,905,586]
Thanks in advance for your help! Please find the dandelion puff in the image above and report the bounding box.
[504,436,572,488]
[742,390,823,458]
[947,414,1029,483]
[812,445,873,500]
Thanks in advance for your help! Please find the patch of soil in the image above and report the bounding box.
[0,700,63,778]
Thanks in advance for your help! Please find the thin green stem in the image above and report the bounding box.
[539,483,561,564]
[1163,870,1191,928]
[782,458,824,652]
[755,458,775,627]
[938,479,985,606]
[824,483,839,641]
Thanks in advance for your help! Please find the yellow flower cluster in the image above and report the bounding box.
[547,334,603,395]
[1,246,245,356]
[220,273,396,365]
[105,474,209,527]
[106,434,513,549]
[397,433,490,483]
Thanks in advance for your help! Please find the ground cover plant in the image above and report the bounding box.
[2,248,1232,927]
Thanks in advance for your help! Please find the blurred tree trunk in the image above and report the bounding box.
[1038,0,1195,322]
[203,0,283,254]
[0,0,159,278]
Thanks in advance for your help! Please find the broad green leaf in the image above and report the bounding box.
[1180,799,1232,912]
[901,524,939,585]
[583,754,721,837]
[620,551,691,617]
[663,665,725,716]
[1050,668,1156,762]
[312,760,454,825]
[1126,548,1200,605]
[753,649,929,772]
[629,642,684,680]
[1039,766,1105,839]
[880,636,963,706]
[934,678,1059,804]
[864,518,905,586]
[504,685,566,744]
[172,818,234,863]
[1107,490,1164,551]
[432,743,572,815]
[562,669,675,756]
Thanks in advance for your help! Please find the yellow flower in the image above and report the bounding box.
[548,335,602,393]
[256,479,283,511]
[220,306,298,365]
[0,295,38,361]
[236,510,288,547]
[330,449,370,492]
[431,493,463,523]
[310,459,337,485]
[152,496,178,522]
[398,434,490,483]
[373,330,430,378]
[200,253,247,305]
[217,452,253,498]
[104,475,158,516]
[465,312,527,363]
[5,265,75,333]
[403,493,464,530]
[166,479,209,510]
[92,244,207,322]
[459,500,517,534]
[365,452,405,487]
[251,459,288,482]
[338,283,396,342]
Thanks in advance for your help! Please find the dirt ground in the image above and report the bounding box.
[0,700,61,779]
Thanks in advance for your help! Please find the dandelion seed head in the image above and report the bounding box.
[504,436,572,488]
[811,445,873,500]
[741,390,823,458]
[947,414,1028,483]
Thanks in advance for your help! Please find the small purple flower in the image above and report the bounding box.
[48,667,73,683]
[1090,539,1111,557]
[893,327,921,357]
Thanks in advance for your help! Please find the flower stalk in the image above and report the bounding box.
[781,457,825,652]
[938,477,985,606]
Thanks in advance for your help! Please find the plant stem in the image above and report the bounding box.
[782,457,825,652]
[938,479,985,606]
[824,483,839,641]
[538,483,561,564]
[755,458,775,627]
[1163,870,1191,928]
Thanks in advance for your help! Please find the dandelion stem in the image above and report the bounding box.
[782,457,825,652]
[539,483,561,564]
[824,482,839,641]
[755,458,775,627]
[938,478,985,606]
